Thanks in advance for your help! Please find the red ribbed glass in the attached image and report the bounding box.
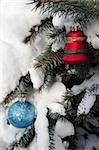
[63,30,90,64]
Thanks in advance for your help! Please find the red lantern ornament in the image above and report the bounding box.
[62,24,90,64]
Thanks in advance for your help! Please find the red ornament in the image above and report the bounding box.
[62,25,90,64]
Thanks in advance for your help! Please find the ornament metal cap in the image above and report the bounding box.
[70,23,81,31]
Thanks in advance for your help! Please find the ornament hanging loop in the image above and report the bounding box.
[18,95,26,102]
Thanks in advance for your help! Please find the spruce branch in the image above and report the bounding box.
[8,124,36,150]
[47,27,66,43]
[18,124,36,148]
[30,0,99,24]
[28,0,65,8]
[64,92,73,102]
[23,28,38,44]
[49,128,55,150]
[38,17,53,32]
[7,142,18,150]
[47,109,57,150]
[48,107,67,122]
[2,73,32,109]
[35,49,64,73]
[90,96,99,116]
[31,0,99,12]
[39,72,56,91]
[23,17,53,44]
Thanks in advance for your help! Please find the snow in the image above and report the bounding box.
[34,82,66,106]
[0,81,67,149]
[52,13,66,28]
[0,105,25,146]
[33,82,67,150]
[53,13,99,50]
[31,82,66,150]
[0,0,48,102]
[52,40,65,52]
[0,0,99,102]
[35,107,49,150]
[75,127,99,150]
[54,134,66,150]
[86,21,99,49]
[72,67,99,115]
[29,138,37,150]
[48,102,66,116]
[55,120,74,138]
[63,141,69,149]
[0,41,22,102]
[33,34,48,55]
[77,91,96,116]
[84,134,99,150]
[29,67,44,89]
[0,139,7,150]
[1,0,99,149]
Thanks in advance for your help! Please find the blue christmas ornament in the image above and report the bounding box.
[7,100,36,128]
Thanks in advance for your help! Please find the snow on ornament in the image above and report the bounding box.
[62,23,90,64]
[7,100,36,128]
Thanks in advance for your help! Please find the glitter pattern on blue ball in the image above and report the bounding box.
[7,100,36,128]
